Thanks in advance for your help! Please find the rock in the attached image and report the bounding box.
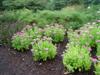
[39,63,42,65]
[22,58,25,61]
[64,71,69,75]
[51,68,55,71]
[8,48,10,51]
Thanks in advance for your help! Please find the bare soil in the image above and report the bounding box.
[0,39,95,75]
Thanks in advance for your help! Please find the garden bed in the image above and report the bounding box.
[0,38,94,75]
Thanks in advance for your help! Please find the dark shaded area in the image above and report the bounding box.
[0,38,94,75]
[91,46,97,57]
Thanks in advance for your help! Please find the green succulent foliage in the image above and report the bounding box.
[95,63,100,75]
[11,32,32,52]
[31,40,57,61]
[63,45,92,72]
[44,24,65,43]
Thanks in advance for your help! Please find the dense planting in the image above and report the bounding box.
[0,1,100,74]
[63,22,100,73]
[11,20,100,74]
[0,5,100,44]
[11,24,66,61]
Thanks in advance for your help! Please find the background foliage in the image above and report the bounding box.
[0,0,100,10]
[0,0,100,45]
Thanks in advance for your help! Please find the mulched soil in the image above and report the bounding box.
[0,38,95,75]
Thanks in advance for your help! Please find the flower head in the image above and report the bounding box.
[88,47,92,52]
[96,40,100,43]
[45,48,49,51]
[91,57,97,63]
[17,31,24,35]
[96,20,100,23]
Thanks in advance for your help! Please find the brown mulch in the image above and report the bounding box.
[0,38,94,75]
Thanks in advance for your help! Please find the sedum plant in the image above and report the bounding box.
[44,24,66,43]
[11,32,32,51]
[63,45,92,72]
[31,37,57,61]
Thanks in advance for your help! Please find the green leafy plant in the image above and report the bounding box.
[65,23,100,73]
[22,25,43,39]
[11,25,43,51]
[31,38,57,61]
[2,0,47,10]
[68,24,100,47]
[63,45,92,72]
[67,29,92,47]
[95,63,100,75]
[0,8,34,23]
[11,31,32,51]
[44,24,66,43]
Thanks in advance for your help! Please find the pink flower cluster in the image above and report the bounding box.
[96,40,100,43]
[91,56,97,63]
[96,20,100,23]
[88,47,92,52]
[16,32,24,35]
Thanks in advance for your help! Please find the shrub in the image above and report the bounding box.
[64,23,100,73]
[11,31,32,51]
[32,10,58,27]
[67,24,100,47]
[95,63,100,75]
[0,8,34,23]
[0,9,35,44]
[1,5,100,45]
[0,21,27,45]
[63,45,92,72]
[84,5,100,20]
[16,9,34,23]
[31,9,90,29]
[31,38,57,61]
[90,25,100,39]
[44,24,66,43]
[46,0,66,10]
[79,24,100,47]
[67,29,92,47]
[2,0,47,10]
[11,25,43,51]
[65,0,84,5]
[22,25,43,39]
